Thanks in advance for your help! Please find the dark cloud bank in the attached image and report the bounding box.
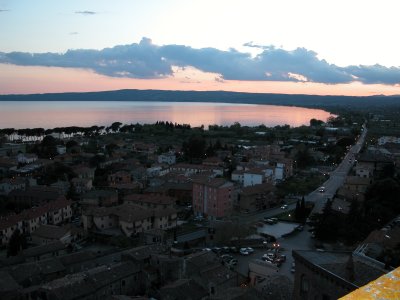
[1,37,399,85]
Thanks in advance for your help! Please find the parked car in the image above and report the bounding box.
[264,218,275,225]
[212,247,221,254]
[221,254,233,262]
[228,258,238,265]
[222,246,230,253]
[246,247,254,254]
[240,248,249,255]
[230,246,238,253]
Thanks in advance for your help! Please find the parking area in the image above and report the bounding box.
[209,224,316,282]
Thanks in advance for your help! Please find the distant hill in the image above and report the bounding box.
[1,89,400,109]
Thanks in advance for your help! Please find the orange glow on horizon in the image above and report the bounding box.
[1,63,400,96]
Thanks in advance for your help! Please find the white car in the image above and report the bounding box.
[318,187,325,193]
[240,248,249,255]
[280,204,288,209]
[246,247,254,254]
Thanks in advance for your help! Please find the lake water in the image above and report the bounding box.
[0,101,333,129]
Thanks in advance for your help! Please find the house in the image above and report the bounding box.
[22,241,67,262]
[0,177,26,195]
[71,177,93,194]
[192,178,234,220]
[108,170,132,185]
[145,182,193,205]
[0,214,24,246]
[82,203,177,237]
[81,189,118,208]
[0,143,26,156]
[170,163,223,177]
[202,156,224,167]
[183,250,237,297]
[248,259,279,286]
[377,136,400,145]
[159,279,208,300]
[8,185,64,207]
[238,183,277,213]
[158,151,176,165]
[56,145,66,155]
[354,162,374,178]
[71,165,95,180]
[0,197,72,245]
[37,261,141,299]
[231,170,245,185]
[123,194,176,209]
[243,168,265,187]
[31,225,72,245]
[343,176,372,194]
[17,153,38,164]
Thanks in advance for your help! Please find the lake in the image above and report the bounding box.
[0,101,333,129]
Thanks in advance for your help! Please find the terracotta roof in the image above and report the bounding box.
[85,203,177,223]
[192,178,233,188]
[32,225,70,240]
[124,194,175,205]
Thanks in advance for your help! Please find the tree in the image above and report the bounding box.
[294,200,301,219]
[7,229,26,257]
[310,118,324,127]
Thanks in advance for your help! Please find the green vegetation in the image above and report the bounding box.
[276,173,326,198]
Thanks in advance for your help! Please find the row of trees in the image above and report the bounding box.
[312,177,400,247]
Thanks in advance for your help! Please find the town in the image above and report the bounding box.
[0,108,399,300]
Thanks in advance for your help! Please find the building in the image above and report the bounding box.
[108,170,132,185]
[8,185,64,207]
[71,177,93,194]
[81,189,118,208]
[192,178,234,220]
[17,153,38,164]
[37,261,141,299]
[238,183,277,213]
[31,225,72,245]
[123,194,176,209]
[292,250,387,300]
[158,151,176,165]
[377,136,400,145]
[0,177,26,195]
[82,203,177,237]
[243,168,265,187]
[0,197,72,245]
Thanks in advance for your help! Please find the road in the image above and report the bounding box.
[309,123,367,214]
[235,123,368,224]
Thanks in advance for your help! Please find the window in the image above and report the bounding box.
[301,274,309,293]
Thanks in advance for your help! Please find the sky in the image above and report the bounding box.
[1,0,400,96]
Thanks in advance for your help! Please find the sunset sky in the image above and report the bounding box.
[1,0,400,96]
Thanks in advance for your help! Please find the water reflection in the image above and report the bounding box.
[0,101,333,129]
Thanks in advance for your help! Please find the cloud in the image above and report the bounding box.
[0,38,399,85]
[75,11,96,15]
[0,9,10,12]
[69,32,79,35]
[341,65,400,85]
